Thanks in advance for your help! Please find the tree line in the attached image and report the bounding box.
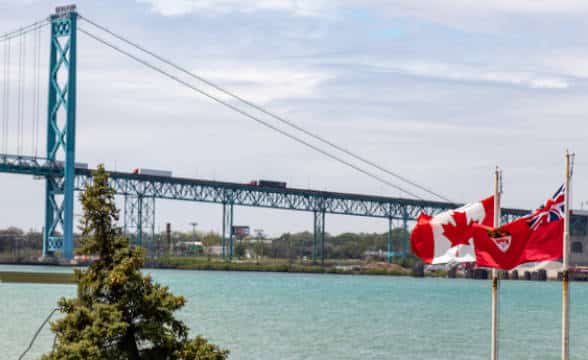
[0,226,408,260]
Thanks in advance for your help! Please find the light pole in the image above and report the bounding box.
[254,228,264,262]
[189,222,198,241]
[189,222,198,256]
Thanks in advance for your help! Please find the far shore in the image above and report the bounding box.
[2,257,587,281]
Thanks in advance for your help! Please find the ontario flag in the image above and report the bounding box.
[473,186,564,270]
[410,196,494,264]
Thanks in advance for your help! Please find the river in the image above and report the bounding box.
[1,265,587,359]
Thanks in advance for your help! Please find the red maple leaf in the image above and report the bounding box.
[442,211,474,247]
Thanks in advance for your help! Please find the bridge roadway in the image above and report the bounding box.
[0,153,528,221]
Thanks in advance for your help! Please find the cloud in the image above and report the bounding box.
[370,0,588,17]
[318,57,570,90]
[191,63,334,103]
[138,0,588,18]
[338,0,588,33]
[545,51,588,79]
[137,0,588,33]
[137,0,333,17]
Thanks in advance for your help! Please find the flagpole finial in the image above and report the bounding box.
[494,166,503,195]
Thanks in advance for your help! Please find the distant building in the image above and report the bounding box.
[571,211,588,266]
[176,241,203,256]
[206,245,223,256]
[363,249,389,260]
[247,239,273,245]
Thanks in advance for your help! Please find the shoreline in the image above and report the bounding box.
[0,259,417,277]
[3,259,586,281]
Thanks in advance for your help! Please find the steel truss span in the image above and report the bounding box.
[0,153,529,222]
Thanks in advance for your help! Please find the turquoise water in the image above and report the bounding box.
[1,265,587,359]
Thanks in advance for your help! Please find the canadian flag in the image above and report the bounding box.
[410,196,494,264]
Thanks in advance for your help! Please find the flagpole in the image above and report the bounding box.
[491,166,502,360]
[562,151,572,360]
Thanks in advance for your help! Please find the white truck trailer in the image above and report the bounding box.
[132,168,172,177]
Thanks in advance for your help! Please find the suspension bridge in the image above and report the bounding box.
[0,5,568,263]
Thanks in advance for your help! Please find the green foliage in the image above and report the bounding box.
[201,231,221,247]
[267,229,408,260]
[234,242,246,258]
[43,165,228,360]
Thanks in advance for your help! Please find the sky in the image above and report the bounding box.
[0,0,587,236]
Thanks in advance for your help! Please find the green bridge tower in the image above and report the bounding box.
[43,6,78,259]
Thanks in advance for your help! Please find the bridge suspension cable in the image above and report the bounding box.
[78,26,426,200]
[1,38,10,154]
[0,18,49,43]
[79,15,452,203]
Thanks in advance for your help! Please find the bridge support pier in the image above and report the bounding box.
[123,194,155,251]
[387,217,393,263]
[313,210,325,265]
[222,203,234,260]
[402,207,409,257]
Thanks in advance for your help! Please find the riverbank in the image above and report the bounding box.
[4,257,586,281]
[0,257,422,277]
[0,270,76,284]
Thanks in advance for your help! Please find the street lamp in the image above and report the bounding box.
[254,228,264,262]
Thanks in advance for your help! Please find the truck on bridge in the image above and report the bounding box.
[132,168,172,177]
[248,179,287,189]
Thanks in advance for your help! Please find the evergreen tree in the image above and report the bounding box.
[43,165,228,360]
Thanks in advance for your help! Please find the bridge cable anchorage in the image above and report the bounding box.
[77,27,425,200]
[79,15,452,203]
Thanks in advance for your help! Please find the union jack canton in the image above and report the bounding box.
[525,185,565,231]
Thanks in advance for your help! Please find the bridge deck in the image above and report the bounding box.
[0,153,529,221]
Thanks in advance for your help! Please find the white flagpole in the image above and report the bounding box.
[491,166,502,360]
[562,151,572,360]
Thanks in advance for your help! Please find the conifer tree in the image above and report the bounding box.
[43,165,228,360]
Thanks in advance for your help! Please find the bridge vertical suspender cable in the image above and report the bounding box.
[16,28,23,155]
[21,29,27,156]
[32,23,41,156]
[77,27,426,200]
[30,23,37,156]
[17,28,26,155]
[1,38,6,153]
[0,18,48,155]
[3,38,10,154]
[16,30,21,154]
[79,15,453,203]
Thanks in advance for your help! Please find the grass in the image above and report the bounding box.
[0,271,77,284]
[148,256,416,276]
[0,252,427,278]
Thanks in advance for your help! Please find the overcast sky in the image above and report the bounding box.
[0,0,587,236]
